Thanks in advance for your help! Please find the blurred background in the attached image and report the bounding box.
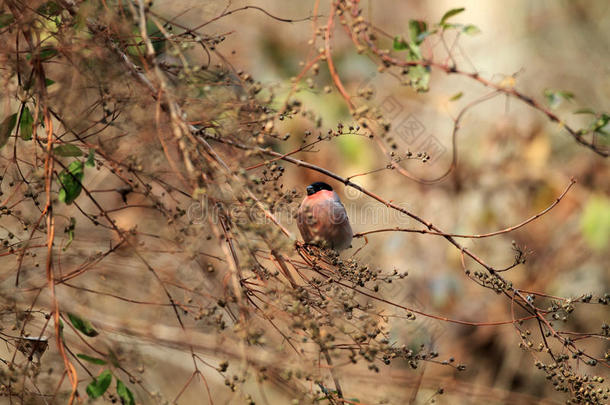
[1,1,608,404]
[177,1,610,403]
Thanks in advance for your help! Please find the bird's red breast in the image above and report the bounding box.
[304,189,335,204]
[297,190,353,250]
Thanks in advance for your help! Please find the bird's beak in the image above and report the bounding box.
[306,186,315,196]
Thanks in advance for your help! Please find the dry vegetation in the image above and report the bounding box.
[0,1,608,404]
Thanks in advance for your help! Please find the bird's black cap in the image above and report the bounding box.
[306,182,333,196]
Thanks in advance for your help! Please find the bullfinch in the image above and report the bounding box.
[297,182,353,251]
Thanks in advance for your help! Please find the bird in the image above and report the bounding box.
[297,182,353,251]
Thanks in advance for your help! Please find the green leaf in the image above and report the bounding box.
[403,36,430,93]
[441,23,460,30]
[116,379,135,405]
[45,78,56,87]
[440,8,465,25]
[26,47,57,61]
[63,217,76,251]
[415,29,435,44]
[572,108,595,115]
[407,42,423,61]
[0,13,14,28]
[37,1,61,16]
[86,148,95,167]
[449,92,463,101]
[40,47,58,60]
[127,19,165,58]
[408,20,428,45]
[544,89,574,109]
[54,144,83,157]
[146,19,165,55]
[591,113,609,134]
[67,312,98,337]
[77,353,107,365]
[57,161,84,204]
[20,107,34,140]
[393,36,408,51]
[406,64,430,92]
[462,24,481,35]
[573,108,596,115]
[86,370,112,399]
[580,195,610,252]
[0,113,18,148]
